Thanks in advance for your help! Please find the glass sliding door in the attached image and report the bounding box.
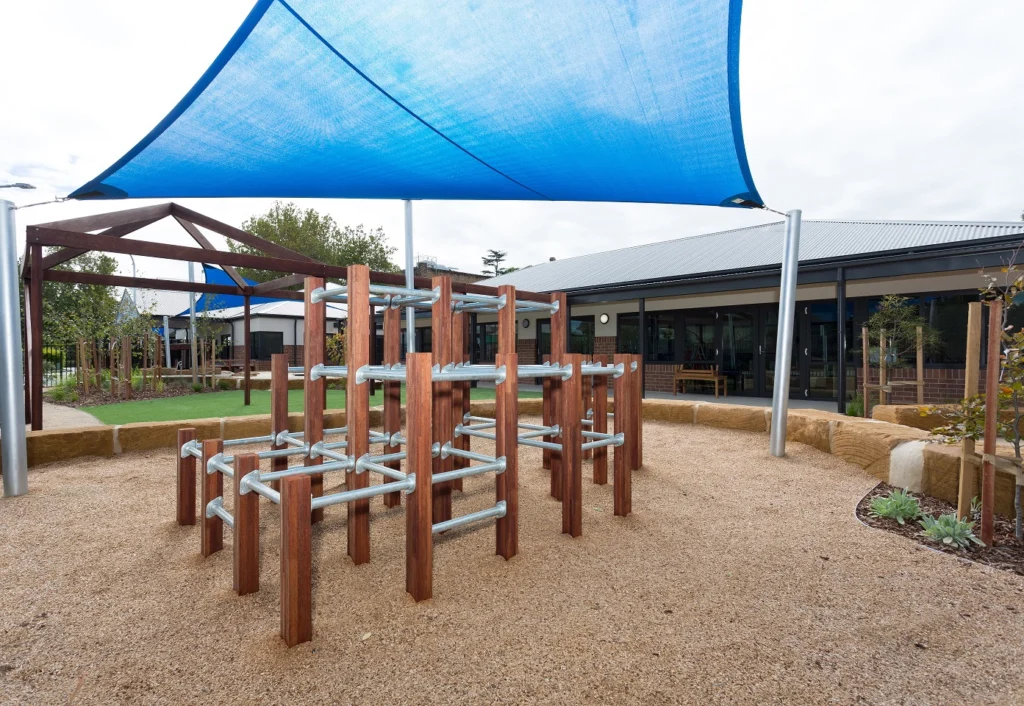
[807,303,839,399]
[763,308,799,397]
[720,310,756,395]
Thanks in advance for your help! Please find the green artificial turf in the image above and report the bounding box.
[84,387,540,425]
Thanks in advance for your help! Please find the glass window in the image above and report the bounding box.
[681,313,715,364]
[618,313,639,353]
[646,312,676,362]
[569,316,594,355]
[249,331,283,360]
[537,319,551,357]
[922,293,975,365]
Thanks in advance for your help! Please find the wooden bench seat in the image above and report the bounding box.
[673,365,727,398]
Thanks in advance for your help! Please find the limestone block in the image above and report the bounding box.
[642,400,696,424]
[27,426,115,467]
[223,414,273,441]
[830,419,928,480]
[118,418,220,453]
[785,411,833,453]
[694,403,768,432]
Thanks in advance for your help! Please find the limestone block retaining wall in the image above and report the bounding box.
[11,397,1019,516]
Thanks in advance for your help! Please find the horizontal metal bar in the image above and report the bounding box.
[441,443,498,465]
[287,366,304,374]
[581,430,614,440]
[580,363,625,378]
[357,459,408,481]
[581,433,625,452]
[180,440,202,459]
[205,497,234,529]
[516,364,573,380]
[309,363,348,380]
[207,454,234,478]
[259,459,352,483]
[312,444,349,463]
[464,421,496,432]
[222,434,274,447]
[518,437,562,452]
[310,477,416,510]
[432,501,506,535]
[240,472,282,504]
[517,428,556,440]
[433,459,505,485]
[457,427,496,441]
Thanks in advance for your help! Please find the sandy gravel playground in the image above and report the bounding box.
[1,420,1023,704]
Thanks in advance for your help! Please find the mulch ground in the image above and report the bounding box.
[857,482,1024,575]
[2,422,1023,704]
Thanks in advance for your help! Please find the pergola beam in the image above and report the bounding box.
[43,269,240,296]
[253,273,307,294]
[170,204,317,263]
[173,215,248,289]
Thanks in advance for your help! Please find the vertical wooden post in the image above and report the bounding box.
[861,325,870,418]
[496,351,519,559]
[915,325,924,405]
[593,372,608,485]
[233,453,260,595]
[243,295,252,405]
[28,243,43,431]
[879,328,888,406]
[346,266,371,563]
[382,305,402,508]
[957,301,983,519]
[280,473,312,646]
[176,428,197,525]
[304,277,326,524]
[200,438,224,557]
[123,336,132,399]
[450,310,466,492]
[981,299,1002,546]
[549,292,567,500]
[406,352,434,602]
[22,283,31,425]
[613,353,632,517]
[431,277,454,524]
[561,353,583,537]
[270,353,288,493]
[632,353,643,470]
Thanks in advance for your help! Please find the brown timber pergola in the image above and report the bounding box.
[22,202,537,430]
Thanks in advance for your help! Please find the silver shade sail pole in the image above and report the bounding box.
[0,199,28,496]
[769,209,802,457]
[404,200,415,354]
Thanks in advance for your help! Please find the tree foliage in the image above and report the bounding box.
[482,249,516,277]
[864,294,942,367]
[228,202,399,282]
[42,249,119,344]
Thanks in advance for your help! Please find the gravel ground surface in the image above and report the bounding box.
[1,421,1023,704]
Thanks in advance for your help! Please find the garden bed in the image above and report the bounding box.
[857,482,1024,575]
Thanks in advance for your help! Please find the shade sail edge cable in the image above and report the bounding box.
[275,0,552,201]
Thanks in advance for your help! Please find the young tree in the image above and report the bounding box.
[865,294,942,367]
[228,202,399,281]
[482,249,513,277]
[41,250,119,346]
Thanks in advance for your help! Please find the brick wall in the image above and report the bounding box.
[856,366,969,405]
[594,336,616,359]
[516,338,537,365]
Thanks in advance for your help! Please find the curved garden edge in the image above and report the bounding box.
[9,398,1022,518]
[854,481,1024,575]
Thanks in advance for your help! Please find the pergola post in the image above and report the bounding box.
[243,294,252,405]
[28,243,43,431]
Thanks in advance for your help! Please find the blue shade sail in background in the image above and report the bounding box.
[71,0,761,207]
[179,264,282,314]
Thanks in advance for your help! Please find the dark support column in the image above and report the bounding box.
[469,313,478,364]
[22,284,30,424]
[638,297,646,399]
[28,244,43,430]
[836,267,847,414]
[243,294,251,406]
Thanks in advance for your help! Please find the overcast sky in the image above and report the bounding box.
[2,1,1021,283]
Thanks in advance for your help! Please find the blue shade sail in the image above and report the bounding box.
[180,265,284,315]
[71,0,761,208]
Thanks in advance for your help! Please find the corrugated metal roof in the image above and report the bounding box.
[482,220,1024,293]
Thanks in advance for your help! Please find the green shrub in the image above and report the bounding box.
[970,495,982,523]
[46,377,79,403]
[155,380,165,394]
[217,379,233,391]
[846,394,864,417]
[919,513,983,550]
[869,488,921,525]
[191,383,204,393]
